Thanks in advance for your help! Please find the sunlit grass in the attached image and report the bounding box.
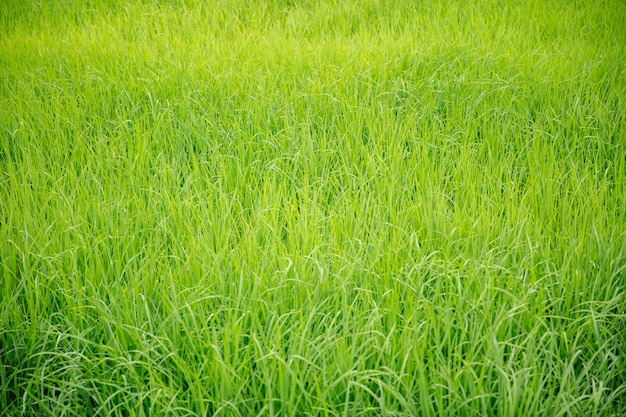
[1,0,625,415]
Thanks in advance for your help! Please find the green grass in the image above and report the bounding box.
[1,0,625,415]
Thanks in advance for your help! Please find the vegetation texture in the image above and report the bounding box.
[1,0,625,415]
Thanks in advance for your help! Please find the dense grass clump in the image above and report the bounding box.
[1,0,625,415]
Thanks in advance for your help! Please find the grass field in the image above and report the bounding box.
[1,0,625,415]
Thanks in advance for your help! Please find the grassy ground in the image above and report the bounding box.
[1,0,625,415]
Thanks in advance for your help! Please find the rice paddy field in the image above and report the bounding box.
[1,0,625,415]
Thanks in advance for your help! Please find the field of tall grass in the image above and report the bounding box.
[1,0,625,415]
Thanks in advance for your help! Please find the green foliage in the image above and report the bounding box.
[1,0,625,415]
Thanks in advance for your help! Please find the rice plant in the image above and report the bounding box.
[1,0,625,415]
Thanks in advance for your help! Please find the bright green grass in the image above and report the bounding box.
[1,0,625,415]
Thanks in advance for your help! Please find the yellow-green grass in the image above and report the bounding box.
[1,0,625,415]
